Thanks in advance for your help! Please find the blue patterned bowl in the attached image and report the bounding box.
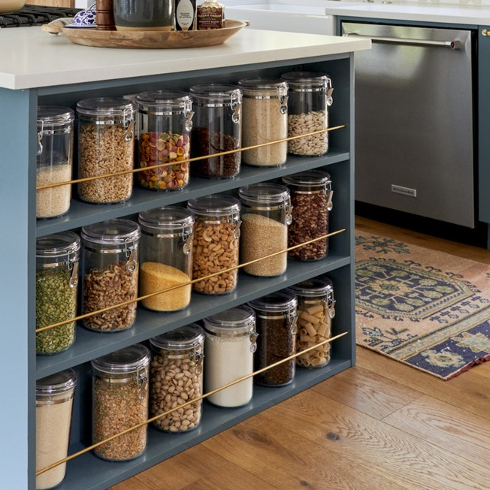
[71,3,96,28]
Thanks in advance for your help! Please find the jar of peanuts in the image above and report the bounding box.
[187,195,241,295]
[135,90,193,191]
[288,277,336,369]
[282,170,333,262]
[280,71,333,157]
[149,323,204,433]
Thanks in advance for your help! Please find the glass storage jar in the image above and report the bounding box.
[187,195,241,295]
[248,289,297,387]
[189,83,242,179]
[91,344,150,461]
[81,219,140,332]
[36,231,80,355]
[135,90,193,191]
[36,369,76,490]
[280,71,333,157]
[282,170,333,261]
[149,323,204,432]
[237,78,288,167]
[138,206,193,312]
[36,106,74,219]
[203,305,257,407]
[238,183,292,277]
[289,277,336,368]
[76,97,135,204]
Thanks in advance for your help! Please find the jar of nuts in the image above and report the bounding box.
[288,277,336,369]
[280,71,333,157]
[238,183,292,277]
[282,170,333,262]
[187,195,241,295]
[81,219,140,332]
[248,289,297,387]
[189,84,242,179]
[149,323,204,433]
[76,97,135,204]
[91,344,150,461]
[135,90,193,191]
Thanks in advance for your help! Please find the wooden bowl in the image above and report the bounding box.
[0,0,25,14]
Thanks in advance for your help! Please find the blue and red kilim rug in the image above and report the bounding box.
[355,232,490,380]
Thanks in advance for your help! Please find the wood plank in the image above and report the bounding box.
[108,478,153,490]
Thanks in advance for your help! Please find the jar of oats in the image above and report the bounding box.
[138,206,194,312]
[280,71,333,157]
[187,195,241,295]
[237,78,288,167]
[91,344,150,461]
[81,219,140,332]
[76,97,135,204]
[282,170,333,262]
[149,324,204,433]
[238,183,292,277]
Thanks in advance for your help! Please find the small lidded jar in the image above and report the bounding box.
[36,232,80,355]
[238,183,292,277]
[149,324,204,432]
[36,106,74,219]
[280,71,333,157]
[81,219,140,332]
[187,195,241,295]
[36,369,76,490]
[203,305,257,407]
[189,84,242,179]
[135,90,193,191]
[282,170,333,261]
[248,289,297,387]
[289,277,336,368]
[91,344,150,461]
[138,207,194,312]
[76,97,135,204]
[237,78,288,167]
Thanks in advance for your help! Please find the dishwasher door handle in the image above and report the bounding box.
[344,33,461,50]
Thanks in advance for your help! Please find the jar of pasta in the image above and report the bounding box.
[91,344,150,461]
[138,207,193,312]
[149,324,204,432]
[288,277,336,368]
[187,195,241,295]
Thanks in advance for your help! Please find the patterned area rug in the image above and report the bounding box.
[355,231,490,380]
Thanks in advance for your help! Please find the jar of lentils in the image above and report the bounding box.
[81,219,140,332]
[36,232,80,355]
[282,170,333,261]
[91,344,150,461]
[135,90,193,191]
[149,324,204,432]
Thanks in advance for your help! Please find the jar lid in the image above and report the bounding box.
[237,78,288,96]
[203,305,255,334]
[138,206,194,231]
[238,183,290,206]
[150,324,204,350]
[282,170,332,187]
[135,90,192,110]
[248,289,297,312]
[187,195,240,217]
[81,219,141,245]
[288,277,334,297]
[36,368,77,396]
[76,97,135,117]
[36,231,80,259]
[91,344,150,374]
[189,84,242,105]
[37,105,74,126]
[281,71,331,89]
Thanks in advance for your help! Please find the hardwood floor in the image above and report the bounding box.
[110,217,490,490]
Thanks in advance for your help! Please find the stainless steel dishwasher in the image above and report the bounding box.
[342,22,475,227]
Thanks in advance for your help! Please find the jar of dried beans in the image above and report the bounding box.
[237,78,288,167]
[36,106,74,219]
[76,97,135,204]
[135,90,193,191]
[91,344,150,461]
[289,277,336,369]
[248,289,297,387]
[36,231,80,355]
[187,195,241,295]
[282,170,333,261]
[203,305,257,407]
[81,219,140,332]
[36,369,76,489]
[138,206,194,312]
[238,183,292,277]
[281,71,333,157]
[149,323,204,432]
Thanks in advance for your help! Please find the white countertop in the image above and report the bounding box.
[0,26,369,91]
